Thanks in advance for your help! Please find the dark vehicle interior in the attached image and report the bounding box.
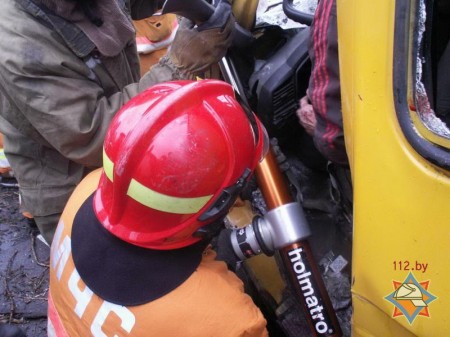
[422,0,450,127]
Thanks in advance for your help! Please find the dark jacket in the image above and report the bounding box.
[0,0,179,218]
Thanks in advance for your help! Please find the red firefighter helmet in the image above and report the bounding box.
[94,80,266,250]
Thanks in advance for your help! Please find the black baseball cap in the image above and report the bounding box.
[71,193,208,306]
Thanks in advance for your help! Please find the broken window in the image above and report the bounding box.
[415,0,450,136]
[394,0,450,169]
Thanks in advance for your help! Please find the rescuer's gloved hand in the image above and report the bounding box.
[168,1,235,75]
[214,228,240,271]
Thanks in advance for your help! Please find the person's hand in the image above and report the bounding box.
[168,1,235,75]
[296,95,317,136]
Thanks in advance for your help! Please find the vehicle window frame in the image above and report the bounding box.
[393,0,450,170]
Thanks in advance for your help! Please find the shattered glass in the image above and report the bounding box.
[415,0,450,138]
[256,0,317,29]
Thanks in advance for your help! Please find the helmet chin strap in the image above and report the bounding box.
[192,217,225,240]
[197,168,251,222]
[193,168,252,241]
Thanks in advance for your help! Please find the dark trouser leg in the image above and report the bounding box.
[33,213,61,246]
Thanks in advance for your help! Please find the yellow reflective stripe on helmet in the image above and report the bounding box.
[102,149,211,214]
[128,179,213,214]
[103,150,114,182]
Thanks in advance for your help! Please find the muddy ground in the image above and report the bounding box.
[0,185,48,336]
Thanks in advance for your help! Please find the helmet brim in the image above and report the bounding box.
[71,193,208,306]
